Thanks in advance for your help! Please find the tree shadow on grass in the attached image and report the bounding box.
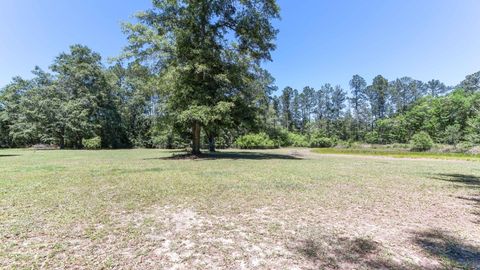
[433,173,480,188]
[0,154,20,158]
[412,229,480,269]
[294,235,422,270]
[434,173,480,223]
[294,231,480,269]
[145,151,301,161]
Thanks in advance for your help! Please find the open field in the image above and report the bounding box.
[1,148,479,269]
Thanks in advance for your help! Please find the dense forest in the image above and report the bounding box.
[1,1,479,153]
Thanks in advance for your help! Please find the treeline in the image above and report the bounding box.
[0,45,154,149]
[1,44,479,150]
[266,73,480,147]
[0,44,274,149]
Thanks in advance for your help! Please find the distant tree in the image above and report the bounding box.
[300,86,316,127]
[390,77,427,114]
[460,71,480,93]
[315,84,333,133]
[368,75,389,120]
[349,75,367,139]
[109,62,157,147]
[271,96,281,129]
[330,85,346,121]
[0,77,35,146]
[122,0,280,154]
[328,85,346,137]
[426,79,448,97]
[252,69,277,128]
[280,87,294,130]
[51,45,125,148]
[291,89,302,131]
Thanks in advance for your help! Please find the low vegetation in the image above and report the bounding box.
[313,147,480,161]
[234,133,277,149]
[411,131,434,151]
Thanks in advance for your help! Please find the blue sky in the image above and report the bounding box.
[1,0,480,92]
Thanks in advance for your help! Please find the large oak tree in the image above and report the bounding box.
[122,0,280,154]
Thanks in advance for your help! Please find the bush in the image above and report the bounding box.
[82,136,102,150]
[266,128,290,147]
[410,132,433,151]
[309,136,336,148]
[365,131,380,144]
[443,124,462,146]
[234,133,277,149]
[287,133,309,147]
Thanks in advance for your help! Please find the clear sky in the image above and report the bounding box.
[1,0,480,92]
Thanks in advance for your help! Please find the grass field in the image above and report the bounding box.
[1,148,479,269]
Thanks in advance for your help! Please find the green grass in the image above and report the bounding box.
[313,147,480,161]
[1,148,479,269]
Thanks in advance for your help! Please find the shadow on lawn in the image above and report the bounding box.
[294,231,480,269]
[412,229,480,269]
[294,235,420,270]
[434,173,480,223]
[0,154,20,158]
[145,151,301,161]
[434,173,480,188]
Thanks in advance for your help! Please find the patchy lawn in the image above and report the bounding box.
[1,148,479,269]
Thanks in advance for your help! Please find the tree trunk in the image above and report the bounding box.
[59,136,65,149]
[208,134,216,152]
[192,121,201,155]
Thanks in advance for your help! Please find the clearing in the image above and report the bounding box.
[1,148,479,269]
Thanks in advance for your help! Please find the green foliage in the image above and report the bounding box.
[287,133,309,147]
[310,135,336,148]
[410,132,434,151]
[152,135,186,149]
[0,0,479,151]
[82,137,101,150]
[466,115,480,144]
[365,131,380,144]
[266,128,290,147]
[122,0,279,154]
[235,133,277,149]
[442,124,462,145]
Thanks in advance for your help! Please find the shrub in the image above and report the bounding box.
[234,133,277,149]
[443,124,462,146]
[287,133,309,147]
[365,131,379,144]
[456,142,475,153]
[267,128,290,147]
[82,136,102,150]
[410,132,433,151]
[309,136,336,148]
[466,116,480,144]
